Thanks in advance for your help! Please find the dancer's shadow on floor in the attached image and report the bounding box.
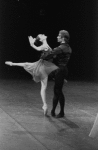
[46,115,79,129]
[58,117,79,129]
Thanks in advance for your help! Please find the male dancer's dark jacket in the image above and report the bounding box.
[40,43,72,69]
[41,43,72,117]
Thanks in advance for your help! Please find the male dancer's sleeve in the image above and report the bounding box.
[41,47,62,60]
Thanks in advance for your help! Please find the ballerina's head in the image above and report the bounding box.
[36,34,47,42]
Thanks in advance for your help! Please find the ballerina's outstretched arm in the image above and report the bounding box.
[5,61,33,67]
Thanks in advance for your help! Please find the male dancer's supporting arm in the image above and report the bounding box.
[40,47,61,60]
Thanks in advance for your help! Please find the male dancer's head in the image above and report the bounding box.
[57,30,70,43]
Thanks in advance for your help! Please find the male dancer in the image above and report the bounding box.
[41,30,72,118]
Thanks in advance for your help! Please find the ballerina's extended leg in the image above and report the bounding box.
[5,61,49,116]
[5,61,27,67]
[5,61,35,67]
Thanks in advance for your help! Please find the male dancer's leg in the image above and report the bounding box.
[57,67,68,117]
[51,85,59,117]
[51,69,65,117]
[56,75,65,117]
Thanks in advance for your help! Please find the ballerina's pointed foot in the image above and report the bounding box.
[42,105,48,116]
[5,61,13,66]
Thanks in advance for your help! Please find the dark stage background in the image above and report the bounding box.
[0,0,98,81]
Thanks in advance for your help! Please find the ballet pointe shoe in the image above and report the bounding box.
[42,105,48,116]
[5,61,12,66]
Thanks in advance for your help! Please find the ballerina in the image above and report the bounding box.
[5,34,58,116]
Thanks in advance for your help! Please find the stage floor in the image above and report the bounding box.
[0,79,98,150]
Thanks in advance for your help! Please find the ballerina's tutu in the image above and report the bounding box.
[23,59,58,82]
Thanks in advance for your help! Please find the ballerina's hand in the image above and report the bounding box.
[5,61,13,66]
[28,36,35,44]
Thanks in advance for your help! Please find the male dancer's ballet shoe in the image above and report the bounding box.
[42,106,48,116]
[56,113,64,118]
[51,111,56,117]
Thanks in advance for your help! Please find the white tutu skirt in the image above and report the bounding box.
[23,59,58,82]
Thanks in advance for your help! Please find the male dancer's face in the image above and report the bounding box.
[57,33,63,43]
